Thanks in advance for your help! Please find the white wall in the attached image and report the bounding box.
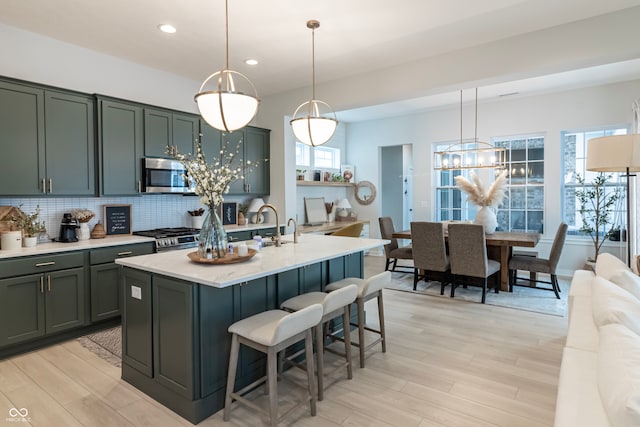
[346,79,640,275]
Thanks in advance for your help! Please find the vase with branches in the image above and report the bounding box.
[454,170,508,234]
[575,173,622,261]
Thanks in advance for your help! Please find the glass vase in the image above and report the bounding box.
[197,206,228,259]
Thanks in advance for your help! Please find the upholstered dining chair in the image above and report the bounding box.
[330,222,364,237]
[448,223,501,304]
[410,221,450,293]
[378,216,413,273]
[508,222,568,299]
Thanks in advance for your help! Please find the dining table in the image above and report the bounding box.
[392,229,541,292]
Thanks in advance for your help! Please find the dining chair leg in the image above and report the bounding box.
[385,258,391,271]
[413,268,419,290]
[450,277,456,298]
[377,291,386,353]
[481,278,487,304]
[551,274,561,299]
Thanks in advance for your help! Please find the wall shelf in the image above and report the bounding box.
[296,181,355,187]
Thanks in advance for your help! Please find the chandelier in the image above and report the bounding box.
[434,89,506,170]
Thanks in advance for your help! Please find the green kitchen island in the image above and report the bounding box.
[115,233,387,424]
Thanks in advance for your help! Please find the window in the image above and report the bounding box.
[494,136,545,233]
[434,135,545,233]
[562,127,627,236]
[296,142,341,170]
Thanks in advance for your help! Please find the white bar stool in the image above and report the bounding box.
[223,304,323,427]
[280,284,358,401]
[325,271,391,368]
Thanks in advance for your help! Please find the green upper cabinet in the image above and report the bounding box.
[144,108,199,158]
[244,126,270,195]
[44,91,95,195]
[0,80,45,196]
[198,119,221,161]
[223,131,246,194]
[98,98,144,195]
[0,80,95,196]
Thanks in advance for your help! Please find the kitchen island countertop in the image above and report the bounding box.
[116,233,387,288]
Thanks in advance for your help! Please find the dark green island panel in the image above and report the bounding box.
[120,251,362,424]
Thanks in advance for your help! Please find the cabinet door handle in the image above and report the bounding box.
[47,275,51,292]
[48,178,53,193]
[35,261,56,267]
[41,178,46,194]
[117,251,133,256]
[40,276,44,293]
[137,181,142,193]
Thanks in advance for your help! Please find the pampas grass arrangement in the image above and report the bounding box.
[455,170,508,207]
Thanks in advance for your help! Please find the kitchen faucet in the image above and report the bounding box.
[257,204,281,247]
[287,218,299,243]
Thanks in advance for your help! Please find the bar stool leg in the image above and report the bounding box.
[223,334,240,421]
[357,298,366,368]
[343,305,353,379]
[315,323,325,401]
[377,291,386,353]
[267,346,278,427]
[305,329,317,416]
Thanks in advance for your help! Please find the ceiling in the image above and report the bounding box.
[2,0,640,121]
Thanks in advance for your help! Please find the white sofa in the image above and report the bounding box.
[555,254,640,427]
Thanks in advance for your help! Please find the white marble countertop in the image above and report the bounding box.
[0,235,155,259]
[115,233,388,288]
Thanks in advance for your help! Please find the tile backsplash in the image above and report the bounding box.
[0,195,252,237]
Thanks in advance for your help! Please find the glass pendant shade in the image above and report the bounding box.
[291,100,338,146]
[195,69,259,132]
[290,20,338,147]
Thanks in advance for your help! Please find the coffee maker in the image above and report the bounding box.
[58,213,79,242]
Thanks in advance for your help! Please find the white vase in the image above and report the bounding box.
[191,216,204,229]
[23,236,38,247]
[77,222,91,240]
[474,206,498,234]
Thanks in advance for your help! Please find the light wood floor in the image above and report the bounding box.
[0,257,567,426]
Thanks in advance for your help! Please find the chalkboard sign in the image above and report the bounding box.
[104,204,132,235]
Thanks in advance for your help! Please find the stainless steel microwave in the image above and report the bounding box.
[142,158,192,193]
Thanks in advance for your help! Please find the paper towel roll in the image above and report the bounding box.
[1,231,22,250]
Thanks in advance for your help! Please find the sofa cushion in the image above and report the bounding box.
[569,269,596,316]
[596,253,630,281]
[609,270,640,301]
[555,347,610,427]
[598,323,640,427]
[566,295,599,352]
[592,277,640,336]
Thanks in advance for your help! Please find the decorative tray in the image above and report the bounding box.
[187,249,257,265]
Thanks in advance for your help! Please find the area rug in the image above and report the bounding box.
[77,326,122,367]
[384,270,568,316]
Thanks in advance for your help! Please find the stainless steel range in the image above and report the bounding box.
[134,227,199,252]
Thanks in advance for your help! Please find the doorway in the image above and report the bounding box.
[380,145,413,230]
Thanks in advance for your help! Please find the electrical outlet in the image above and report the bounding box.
[131,285,142,300]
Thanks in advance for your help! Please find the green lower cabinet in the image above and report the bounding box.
[227,230,252,243]
[90,264,121,322]
[153,276,198,400]
[122,268,153,377]
[327,252,364,283]
[0,267,86,347]
[45,267,86,334]
[0,274,46,347]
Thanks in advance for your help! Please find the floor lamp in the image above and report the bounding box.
[587,134,640,267]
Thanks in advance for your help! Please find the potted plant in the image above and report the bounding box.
[238,204,248,225]
[12,205,46,247]
[575,173,623,261]
[296,169,306,180]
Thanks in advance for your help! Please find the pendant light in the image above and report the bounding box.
[290,20,338,147]
[433,88,506,170]
[194,0,259,132]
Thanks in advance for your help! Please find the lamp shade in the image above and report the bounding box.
[336,198,351,209]
[290,100,338,146]
[247,198,265,213]
[195,70,259,133]
[587,134,640,172]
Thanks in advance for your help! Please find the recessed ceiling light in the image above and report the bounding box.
[158,24,176,34]
[244,59,259,66]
